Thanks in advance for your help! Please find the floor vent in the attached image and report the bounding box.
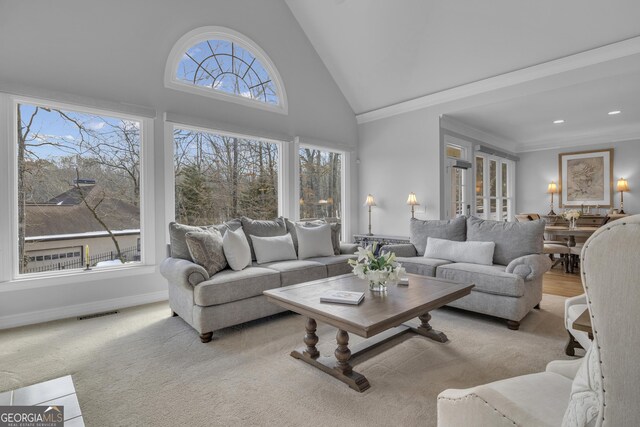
[77,310,119,320]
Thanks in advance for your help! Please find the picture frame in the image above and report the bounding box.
[559,148,613,208]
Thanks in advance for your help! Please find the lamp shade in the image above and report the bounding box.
[406,192,420,206]
[547,181,558,194]
[364,194,376,207]
[617,178,630,192]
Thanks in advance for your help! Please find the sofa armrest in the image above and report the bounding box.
[339,243,359,255]
[381,243,417,258]
[505,254,552,281]
[546,358,584,380]
[160,257,210,287]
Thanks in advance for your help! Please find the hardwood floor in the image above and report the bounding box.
[543,267,583,297]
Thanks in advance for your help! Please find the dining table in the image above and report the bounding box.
[544,225,600,247]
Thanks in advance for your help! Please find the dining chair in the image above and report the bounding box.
[516,213,569,272]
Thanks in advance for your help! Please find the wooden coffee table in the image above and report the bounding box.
[264,274,474,392]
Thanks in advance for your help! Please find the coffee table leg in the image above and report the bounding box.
[303,317,320,359]
[334,329,353,375]
[413,312,448,343]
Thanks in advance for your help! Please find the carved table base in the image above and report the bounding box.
[290,313,448,392]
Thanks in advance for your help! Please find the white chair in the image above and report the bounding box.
[564,294,592,356]
[437,214,640,427]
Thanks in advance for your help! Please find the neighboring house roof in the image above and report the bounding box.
[25,185,140,237]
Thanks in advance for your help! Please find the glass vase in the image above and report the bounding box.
[369,280,387,292]
[569,218,577,229]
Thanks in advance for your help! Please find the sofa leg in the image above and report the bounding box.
[172,311,178,317]
[534,303,540,310]
[507,320,520,330]
[564,331,583,356]
[200,332,213,343]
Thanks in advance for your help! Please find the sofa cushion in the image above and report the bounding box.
[185,229,227,275]
[251,234,297,264]
[466,216,544,265]
[259,260,327,286]
[436,263,525,297]
[396,257,450,277]
[241,217,287,261]
[424,237,495,266]
[306,254,356,277]
[222,227,251,271]
[169,220,240,261]
[295,223,335,259]
[409,216,467,256]
[193,267,281,306]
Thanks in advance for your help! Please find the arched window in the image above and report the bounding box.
[165,27,288,114]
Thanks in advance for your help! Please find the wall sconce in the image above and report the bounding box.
[406,192,420,219]
[364,194,376,236]
[547,181,558,215]
[616,178,629,214]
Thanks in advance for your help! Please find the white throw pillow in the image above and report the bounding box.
[222,227,251,271]
[295,223,335,259]
[424,237,495,266]
[251,233,297,264]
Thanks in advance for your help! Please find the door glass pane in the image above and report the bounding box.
[489,160,497,198]
[502,162,508,198]
[450,166,464,218]
[475,156,484,214]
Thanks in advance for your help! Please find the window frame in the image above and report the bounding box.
[166,122,285,229]
[164,26,288,115]
[473,153,515,221]
[294,142,349,240]
[5,95,156,282]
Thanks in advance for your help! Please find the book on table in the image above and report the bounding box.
[320,290,365,305]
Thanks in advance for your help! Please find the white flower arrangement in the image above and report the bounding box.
[562,209,582,220]
[348,243,406,291]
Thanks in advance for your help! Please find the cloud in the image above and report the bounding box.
[86,121,105,130]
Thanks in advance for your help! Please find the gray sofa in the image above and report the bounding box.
[160,217,358,343]
[384,216,551,330]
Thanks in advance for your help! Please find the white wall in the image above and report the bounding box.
[517,139,640,215]
[0,0,357,328]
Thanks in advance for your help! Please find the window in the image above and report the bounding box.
[474,154,514,221]
[173,126,280,225]
[165,27,288,114]
[16,102,143,275]
[299,148,342,221]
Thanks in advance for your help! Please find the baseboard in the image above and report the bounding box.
[0,290,169,330]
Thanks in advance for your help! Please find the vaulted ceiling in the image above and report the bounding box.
[286,0,640,116]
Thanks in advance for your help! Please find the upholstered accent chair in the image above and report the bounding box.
[437,214,640,427]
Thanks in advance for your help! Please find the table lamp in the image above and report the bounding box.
[364,194,376,236]
[547,181,558,215]
[406,192,420,219]
[617,178,629,214]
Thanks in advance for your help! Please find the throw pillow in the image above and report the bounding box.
[251,234,297,264]
[295,223,335,259]
[222,227,251,271]
[169,222,217,261]
[466,216,544,266]
[240,217,287,261]
[185,229,228,275]
[409,217,467,256]
[424,237,495,266]
[286,218,341,255]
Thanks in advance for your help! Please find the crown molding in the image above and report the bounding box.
[356,36,640,125]
[514,124,640,153]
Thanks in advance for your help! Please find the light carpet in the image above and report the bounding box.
[0,294,575,426]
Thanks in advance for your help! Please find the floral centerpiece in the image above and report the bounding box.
[562,209,582,229]
[348,243,406,292]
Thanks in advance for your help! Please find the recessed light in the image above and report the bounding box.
[553,119,565,124]
[608,110,621,115]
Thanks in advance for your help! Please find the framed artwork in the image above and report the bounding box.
[559,148,613,207]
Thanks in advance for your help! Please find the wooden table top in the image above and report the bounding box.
[264,274,474,338]
[545,226,600,236]
[572,308,592,334]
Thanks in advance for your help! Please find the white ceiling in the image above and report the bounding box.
[448,68,640,152]
[286,0,640,115]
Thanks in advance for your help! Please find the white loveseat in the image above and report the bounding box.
[437,214,640,426]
